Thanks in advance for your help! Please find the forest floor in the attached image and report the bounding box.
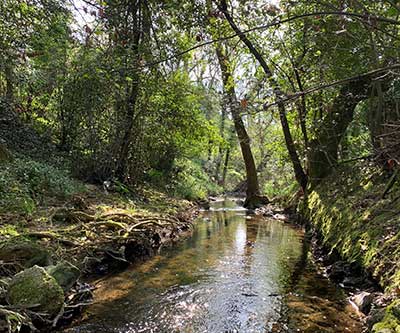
[0,181,198,331]
[0,184,198,275]
[0,115,202,331]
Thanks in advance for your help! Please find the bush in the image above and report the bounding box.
[0,157,83,214]
[146,158,222,200]
[170,158,222,200]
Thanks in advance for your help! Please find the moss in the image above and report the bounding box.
[7,265,64,316]
[0,238,51,269]
[306,162,400,289]
[372,300,400,333]
[46,261,80,292]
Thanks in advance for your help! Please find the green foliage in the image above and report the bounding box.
[171,159,223,200]
[147,158,222,200]
[0,158,83,214]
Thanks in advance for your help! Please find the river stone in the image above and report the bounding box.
[7,265,64,316]
[46,261,80,292]
[0,239,51,269]
[352,291,374,314]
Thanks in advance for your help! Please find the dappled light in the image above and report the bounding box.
[0,0,400,332]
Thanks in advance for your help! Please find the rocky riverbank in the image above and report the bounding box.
[303,162,400,332]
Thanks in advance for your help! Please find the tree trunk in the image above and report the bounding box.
[114,0,148,181]
[216,45,267,208]
[234,153,269,193]
[4,64,14,114]
[115,77,141,180]
[307,79,370,187]
[219,0,308,191]
[221,147,230,187]
[214,102,227,182]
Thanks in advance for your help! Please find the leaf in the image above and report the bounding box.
[387,7,398,17]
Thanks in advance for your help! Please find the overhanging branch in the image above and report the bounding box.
[145,11,400,68]
[258,64,400,113]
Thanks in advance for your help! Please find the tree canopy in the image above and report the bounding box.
[1,0,399,204]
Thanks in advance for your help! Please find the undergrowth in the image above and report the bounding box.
[0,157,84,215]
[147,158,223,200]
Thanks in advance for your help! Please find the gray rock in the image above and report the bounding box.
[352,291,374,314]
[46,261,80,292]
[7,266,64,316]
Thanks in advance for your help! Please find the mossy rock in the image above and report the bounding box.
[7,266,64,316]
[0,238,51,269]
[372,300,400,333]
[46,261,80,292]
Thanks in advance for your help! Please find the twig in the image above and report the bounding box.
[52,304,64,328]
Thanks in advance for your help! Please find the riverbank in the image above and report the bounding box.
[303,161,400,332]
[0,183,198,332]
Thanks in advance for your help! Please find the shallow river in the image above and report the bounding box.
[64,198,362,333]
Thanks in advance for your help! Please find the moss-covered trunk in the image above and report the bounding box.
[308,79,370,188]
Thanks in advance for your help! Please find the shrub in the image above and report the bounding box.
[0,157,83,214]
[170,158,222,200]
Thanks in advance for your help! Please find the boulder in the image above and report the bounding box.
[46,261,80,292]
[7,266,64,316]
[0,239,51,269]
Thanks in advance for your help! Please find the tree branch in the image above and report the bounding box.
[259,64,400,112]
[145,10,400,68]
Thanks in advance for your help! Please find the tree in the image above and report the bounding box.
[216,43,267,207]
[219,0,308,191]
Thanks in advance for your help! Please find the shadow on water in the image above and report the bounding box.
[63,197,362,333]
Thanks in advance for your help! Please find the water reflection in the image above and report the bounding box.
[64,198,361,333]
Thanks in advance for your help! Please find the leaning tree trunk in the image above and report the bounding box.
[219,0,308,191]
[216,45,268,208]
[307,79,370,187]
[234,153,269,193]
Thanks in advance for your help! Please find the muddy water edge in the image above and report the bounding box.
[63,198,363,333]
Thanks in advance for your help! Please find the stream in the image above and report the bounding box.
[64,198,362,333]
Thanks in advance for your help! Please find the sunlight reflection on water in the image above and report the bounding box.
[64,198,362,333]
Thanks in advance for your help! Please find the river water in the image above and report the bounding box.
[64,198,362,333]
